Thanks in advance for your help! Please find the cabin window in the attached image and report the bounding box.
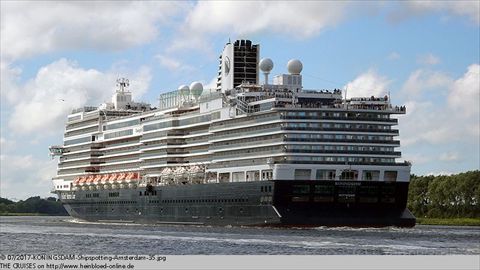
[246,171,260,181]
[262,170,273,180]
[314,185,334,195]
[292,184,310,194]
[219,173,230,183]
[294,169,311,180]
[363,170,380,181]
[232,172,245,182]
[316,170,336,180]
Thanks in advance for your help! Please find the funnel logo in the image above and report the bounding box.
[224,56,231,76]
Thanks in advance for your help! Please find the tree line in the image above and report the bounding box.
[0,196,68,215]
[408,170,480,218]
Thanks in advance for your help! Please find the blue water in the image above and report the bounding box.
[0,216,479,255]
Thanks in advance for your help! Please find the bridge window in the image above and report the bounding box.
[340,170,358,180]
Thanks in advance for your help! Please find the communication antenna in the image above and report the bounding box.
[116,78,130,93]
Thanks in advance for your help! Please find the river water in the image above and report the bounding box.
[0,216,478,255]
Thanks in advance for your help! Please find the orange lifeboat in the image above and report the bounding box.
[78,176,87,185]
[93,174,102,184]
[108,173,118,183]
[100,174,110,184]
[117,172,126,182]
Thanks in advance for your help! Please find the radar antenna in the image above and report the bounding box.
[259,58,274,85]
[116,78,130,93]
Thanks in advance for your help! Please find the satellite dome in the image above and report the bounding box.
[259,58,274,73]
[178,84,190,97]
[287,59,303,75]
[190,81,203,98]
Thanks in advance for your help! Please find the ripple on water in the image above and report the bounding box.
[0,216,479,255]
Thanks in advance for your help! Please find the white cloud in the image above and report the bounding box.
[399,101,452,146]
[387,52,401,60]
[401,69,452,97]
[0,154,57,199]
[398,63,480,147]
[169,1,479,52]
[0,136,16,153]
[439,152,460,162]
[417,53,441,65]
[203,76,219,91]
[0,1,185,61]
[155,54,194,72]
[0,137,6,151]
[390,1,480,24]
[343,69,391,98]
[156,55,182,71]
[169,1,351,51]
[0,61,22,104]
[189,2,348,37]
[6,59,151,135]
[402,152,431,165]
[448,64,480,118]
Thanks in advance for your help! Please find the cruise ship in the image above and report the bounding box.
[50,39,415,227]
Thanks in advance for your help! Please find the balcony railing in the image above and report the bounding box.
[281,115,398,123]
[211,127,282,140]
[284,138,400,145]
[211,138,283,150]
[284,149,401,156]
[275,160,411,166]
[283,127,399,134]
[210,115,281,130]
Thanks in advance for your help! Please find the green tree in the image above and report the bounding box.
[407,170,480,218]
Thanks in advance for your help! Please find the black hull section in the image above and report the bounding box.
[272,180,415,227]
[60,180,416,227]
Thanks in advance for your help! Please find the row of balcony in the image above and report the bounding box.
[282,127,399,134]
[281,115,398,123]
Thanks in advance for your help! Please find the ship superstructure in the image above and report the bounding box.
[50,40,415,227]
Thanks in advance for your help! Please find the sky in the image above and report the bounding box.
[1,1,479,200]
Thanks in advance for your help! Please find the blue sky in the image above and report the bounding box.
[1,1,479,200]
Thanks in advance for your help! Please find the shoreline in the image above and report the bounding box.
[0,213,69,216]
[416,218,480,226]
